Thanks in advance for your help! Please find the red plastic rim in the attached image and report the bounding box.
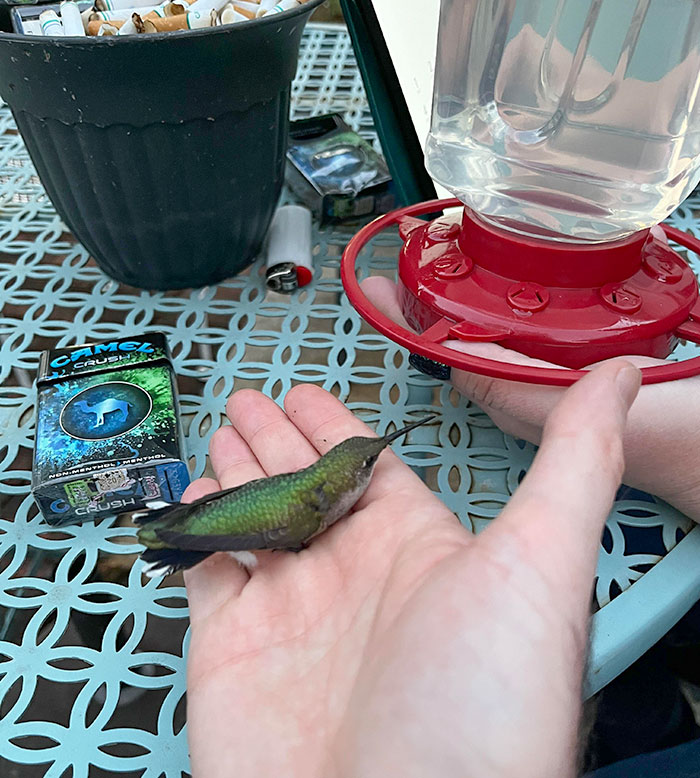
[341,198,700,386]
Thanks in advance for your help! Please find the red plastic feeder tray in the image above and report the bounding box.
[341,199,700,386]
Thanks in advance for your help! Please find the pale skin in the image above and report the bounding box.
[360,273,700,523]
[183,360,644,778]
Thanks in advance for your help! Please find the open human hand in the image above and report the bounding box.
[361,275,700,522]
[183,367,639,778]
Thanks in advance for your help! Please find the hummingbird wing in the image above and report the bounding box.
[149,485,332,552]
[127,482,252,527]
[140,483,330,552]
[152,522,298,552]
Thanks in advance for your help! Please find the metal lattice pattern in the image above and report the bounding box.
[1,23,699,776]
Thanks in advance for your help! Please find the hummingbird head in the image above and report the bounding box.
[331,435,387,475]
[327,415,436,477]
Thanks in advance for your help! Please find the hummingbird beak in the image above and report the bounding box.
[381,414,436,445]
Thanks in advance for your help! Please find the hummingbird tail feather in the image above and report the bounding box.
[130,500,181,526]
[139,548,212,577]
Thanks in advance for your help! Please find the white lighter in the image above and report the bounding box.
[265,205,313,293]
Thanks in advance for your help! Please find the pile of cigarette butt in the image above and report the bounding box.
[28,0,312,36]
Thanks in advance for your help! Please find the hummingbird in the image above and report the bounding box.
[133,414,436,577]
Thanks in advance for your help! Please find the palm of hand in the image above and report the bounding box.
[183,370,634,778]
[186,478,471,778]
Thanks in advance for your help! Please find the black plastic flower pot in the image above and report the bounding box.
[0,0,323,290]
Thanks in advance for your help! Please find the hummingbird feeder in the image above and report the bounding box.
[342,0,700,386]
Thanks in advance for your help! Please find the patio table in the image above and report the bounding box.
[1,22,700,778]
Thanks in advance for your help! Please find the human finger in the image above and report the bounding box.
[486,360,641,610]
[446,340,566,413]
[486,407,544,445]
[650,224,668,243]
[283,383,440,511]
[360,275,700,518]
[360,275,413,328]
[207,407,308,574]
[182,475,250,622]
[182,477,221,502]
[208,423,267,489]
[225,388,319,477]
[361,275,567,412]
[454,351,666,445]
[360,275,664,432]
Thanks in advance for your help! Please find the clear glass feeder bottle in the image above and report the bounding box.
[426,0,700,242]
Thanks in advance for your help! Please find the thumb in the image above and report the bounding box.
[483,360,641,608]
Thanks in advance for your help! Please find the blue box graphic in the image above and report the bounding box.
[32,333,190,526]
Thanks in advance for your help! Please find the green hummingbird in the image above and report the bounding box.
[133,414,436,577]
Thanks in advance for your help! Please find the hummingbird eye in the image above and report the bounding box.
[364,454,378,468]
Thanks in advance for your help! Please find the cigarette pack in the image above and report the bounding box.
[32,332,190,527]
[285,113,395,223]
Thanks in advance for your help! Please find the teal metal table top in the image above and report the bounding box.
[2,22,700,778]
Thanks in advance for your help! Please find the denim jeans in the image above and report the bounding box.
[587,738,700,777]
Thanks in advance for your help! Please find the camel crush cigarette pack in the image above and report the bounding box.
[32,333,190,527]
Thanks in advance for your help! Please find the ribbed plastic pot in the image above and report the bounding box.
[0,0,323,290]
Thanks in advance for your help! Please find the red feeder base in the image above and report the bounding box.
[341,199,700,386]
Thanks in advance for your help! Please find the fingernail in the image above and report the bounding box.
[409,353,452,381]
[615,363,642,409]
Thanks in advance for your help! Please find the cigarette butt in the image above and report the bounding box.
[98,21,122,33]
[87,17,124,32]
[231,0,258,16]
[231,3,254,18]
[163,0,195,16]
[219,4,246,23]
[117,0,167,29]
[256,0,276,14]
[142,10,211,30]
[187,9,213,26]
[263,0,299,14]
[141,5,169,20]
[39,10,65,35]
[90,7,155,20]
[142,13,187,31]
[186,0,229,15]
[117,12,138,32]
[60,0,86,34]
[95,0,155,10]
